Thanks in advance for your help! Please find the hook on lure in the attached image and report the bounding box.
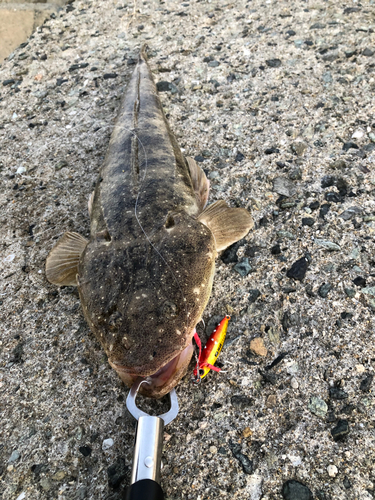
[192,315,231,384]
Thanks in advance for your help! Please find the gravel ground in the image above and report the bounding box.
[1,0,375,499]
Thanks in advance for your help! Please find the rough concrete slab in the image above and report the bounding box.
[0,1,374,499]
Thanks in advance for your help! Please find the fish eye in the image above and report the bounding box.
[165,214,175,229]
[161,300,177,318]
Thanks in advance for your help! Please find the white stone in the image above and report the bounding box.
[291,377,299,389]
[352,129,364,139]
[4,254,15,262]
[209,446,217,454]
[16,166,26,174]
[288,454,302,466]
[356,364,365,373]
[246,474,263,500]
[102,438,114,451]
[327,464,338,477]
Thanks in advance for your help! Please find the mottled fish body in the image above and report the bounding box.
[46,49,253,398]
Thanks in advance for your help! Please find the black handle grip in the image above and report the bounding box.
[124,479,164,500]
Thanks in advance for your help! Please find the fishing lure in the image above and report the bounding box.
[193,315,230,383]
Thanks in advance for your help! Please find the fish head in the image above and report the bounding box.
[77,211,216,398]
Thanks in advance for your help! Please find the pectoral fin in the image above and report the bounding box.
[46,232,88,286]
[186,157,210,211]
[198,200,254,251]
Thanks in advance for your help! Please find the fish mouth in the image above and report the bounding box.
[109,341,194,398]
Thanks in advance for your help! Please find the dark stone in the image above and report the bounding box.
[79,446,92,457]
[341,312,353,320]
[363,143,375,152]
[229,441,253,474]
[319,203,331,218]
[3,79,15,86]
[325,192,342,203]
[318,283,332,298]
[265,352,288,370]
[353,276,366,287]
[282,311,295,332]
[107,458,128,489]
[266,58,282,68]
[331,419,350,441]
[286,256,309,281]
[343,476,352,489]
[11,341,24,363]
[310,22,326,29]
[245,246,260,257]
[31,464,49,476]
[344,7,360,14]
[261,371,277,385]
[321,175,336,188]
[285,30,296,36]
[360,374,373,392]
[248,289,261,304]
[265,147,280,154]
[271,244,281,255]
[329,387,348,400]
[234,259,251,276]
[363,48,374,57]
[259,216,269,226]
[282,480,313,500]
[221,241,243,264]
[231,395,254,409]
[235,151,245,162]
[343,142,359,151]
[56,78,68,86]
[156,81,172,92]
[103,73,118,79]
[305,285,315,297]
[302,217,315,226]
[208,60,220,68]
[309,201,320,210]
[194,155,205,163]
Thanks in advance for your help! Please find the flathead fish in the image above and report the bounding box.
[46,49,253,398]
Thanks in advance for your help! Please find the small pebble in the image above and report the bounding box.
[291,141,307,156]
[242,427,252,438]
[309,396,328,418]
[331,419,350,441]
[360,374,373,392]
[250,337,267,357]
[327,464,338,477]
[318,283,332,298]
[302,217,314,226]
[233,258,252,277]
[286,256,309,281]
[102,438,114,451]
[209,445,217,454]
[282,479,313,500]
[8,450,20,463]
[315,240,341,251]
[273,176,296,197]
[248,289,261,303]
[291,377,299,389]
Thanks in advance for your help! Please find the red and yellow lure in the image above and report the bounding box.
[192,315,230,383]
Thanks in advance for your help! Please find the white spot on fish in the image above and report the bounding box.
[176,330,181,335]
[193,288,200,295]
[109,344,114,351]
[142,294,147,298]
